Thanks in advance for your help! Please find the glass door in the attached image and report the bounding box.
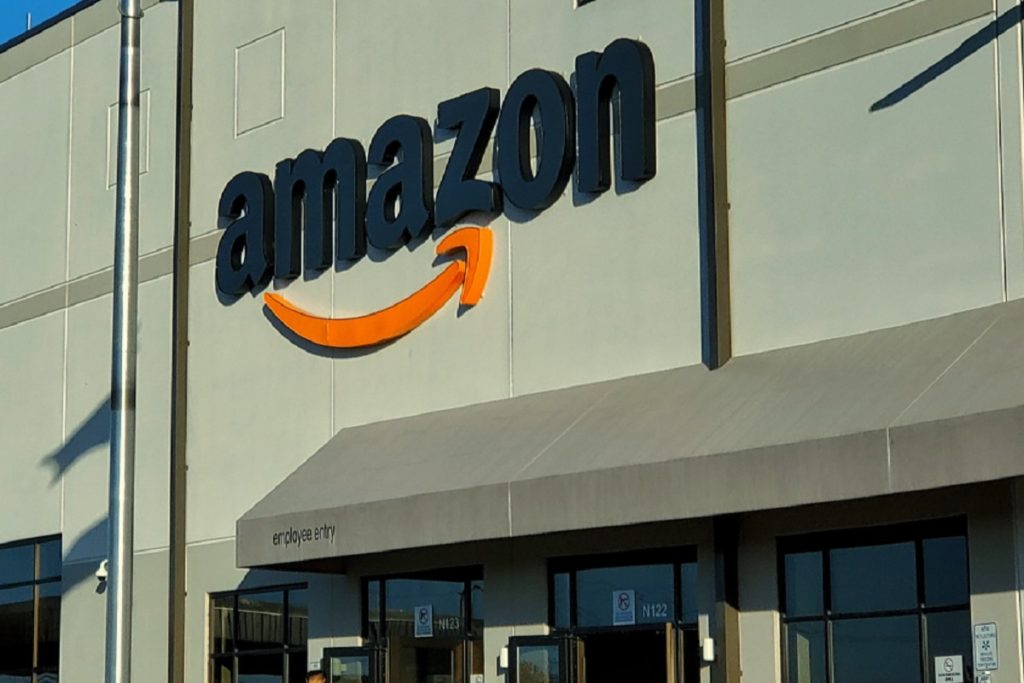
[363,569,484,683]
[546,550,698,683]
[388,636,465,683]
[323,646,384,683]
[508,635,583,683]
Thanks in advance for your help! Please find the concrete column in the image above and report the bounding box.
[969,485,1023,683]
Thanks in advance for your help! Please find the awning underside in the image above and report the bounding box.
[237,300,1024,567]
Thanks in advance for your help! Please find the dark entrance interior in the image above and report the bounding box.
[581,630,668,683]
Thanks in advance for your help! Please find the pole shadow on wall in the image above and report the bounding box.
[871,6,1021,111]
[40,396,111,594]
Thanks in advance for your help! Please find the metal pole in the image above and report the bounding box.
[26,12,31,30]
[106,1,142,682]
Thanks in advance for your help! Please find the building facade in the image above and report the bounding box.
[2,0,1024,682]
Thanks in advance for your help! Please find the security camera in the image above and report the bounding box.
[96,559,109,582]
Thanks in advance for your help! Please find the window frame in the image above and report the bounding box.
[777,518,971,683]
[546,546,698,634]
[360,566,484,683]
[208,582,309,683]
[0,534,62,683]
[360,565,484,643]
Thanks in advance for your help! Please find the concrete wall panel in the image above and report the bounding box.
[729,21,1003,356]
[510,0,694,82]
[0,52,71,304]
[190,0,335,236]
[130,550,171,680]
[0,312,64,543]
[60,551,169,683]
[511,115,701,395]
[726,0,922,60]
[335,0,508,147]
[67,3,178,280]
[60,560,107,683]
[62,275,172,561]
[186,261,333,542]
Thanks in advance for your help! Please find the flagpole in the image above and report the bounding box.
[106,1,142,682]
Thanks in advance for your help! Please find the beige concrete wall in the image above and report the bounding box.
[727,0,1024,355]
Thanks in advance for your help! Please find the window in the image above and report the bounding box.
[363,568,484,683]
[780,520,971,683]
[548,548,699,683]
[210,584,308,683]
[0,535,61,683]
[549,549,698,630]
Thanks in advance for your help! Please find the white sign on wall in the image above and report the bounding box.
[612,589,636,626]
[933,655,963,683]
[974,622,999,672]
[414,604,434,638]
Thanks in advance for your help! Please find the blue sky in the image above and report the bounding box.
[0,0,80,46]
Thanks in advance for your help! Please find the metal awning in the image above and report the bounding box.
[237,300,1024,568]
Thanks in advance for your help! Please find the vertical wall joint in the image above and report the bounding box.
[696,0,732,369]
[168,0,194,681]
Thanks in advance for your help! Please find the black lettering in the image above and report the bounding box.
[575,38,657,194]
[366,115,434,249]
[273,138,368,278]
[216,171,274,295]
[496,69,576,211]
[435,87,502,228]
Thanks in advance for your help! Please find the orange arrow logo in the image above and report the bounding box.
[264,226,493,348]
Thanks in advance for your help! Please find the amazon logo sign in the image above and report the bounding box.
[216,38,656,348]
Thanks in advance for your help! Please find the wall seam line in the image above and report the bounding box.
[994,0,1010,302]
[59,14,77,539]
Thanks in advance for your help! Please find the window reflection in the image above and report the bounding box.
[0,545,34,586]
[470,580,485,639]
[327,653,371,683]
[830,542,916,613]
[517,644,561,683]
[38,540,62,581]
[211,595,235,655]
[552,573,570,630]
[237,591,285,650]
[385,579,465,638]
[786,621,826,683]
[37,582,61,672]
[576,564,673,627]
[550,552,697,630]
[923,537,969,607]
[288,589,308,648]
[0,586,34,674]
[0,537,61,682]
[784,552,822,617]
[832,616,921,683]
[782,526,969,683]
[925,611,972,682]
[680,562,698,625]
[366,580,381,641]
[209,585,307,683]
